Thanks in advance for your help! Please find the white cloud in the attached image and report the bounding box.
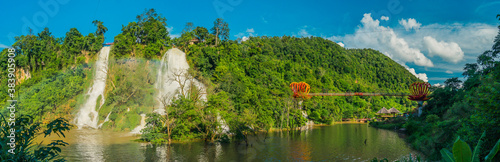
[295,26,318,38]
[298,28,311,37]
[433,83,445,88]
[445,70,453,74]
[241,36,249,42]
[235,28,256,40]
[337,42,345,47]
[322,13,496,83]
[246,28,255,33]
[381,16,389,21]
[0,43,10,48]
[399,18,421,31]
[402,64,428,82]
[423,36,464,63]
[401,23,496,55]
[326,13,434,67]
[167,26,180,38]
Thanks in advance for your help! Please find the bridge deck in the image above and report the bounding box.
[308,93,410,96]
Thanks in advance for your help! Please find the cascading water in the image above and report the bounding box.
[155,48,207,114]
[130,114,147,134]
[154,48,229,133]
[217,113,230,134]
[75,46,110,129]
[97,112,112,128]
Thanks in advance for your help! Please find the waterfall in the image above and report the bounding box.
[155,48,207,114]
[155,48,230,133]
[130,114,147,134]
[301,110,315,130]
[217,113,230,134]
[97,112,112,128]
[75,46,110,129]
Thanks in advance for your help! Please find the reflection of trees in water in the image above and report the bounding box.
[290,140,312,161]
[142,144,170,162]
[117,124,419,161]
[143,142,226,162]
[197,143,221,162]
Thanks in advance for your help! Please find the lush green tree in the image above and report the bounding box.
[194,26,209,42]
[112,8,170,58]
[113,34,133,58]
[211,18,229,46]
[444,77,462,91]
[182,22,194,34]
[63,28,85,65]
[0,115,71,161]
[402,15,500,160]
[92,20,108,36]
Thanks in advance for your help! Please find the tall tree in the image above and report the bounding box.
[133,8,168,45]
[211,18,229,46]
[63,28,84,64]
[194,26,209,42]
[444,77,462,91]
[182,22,194,34]
[92,20,108,36]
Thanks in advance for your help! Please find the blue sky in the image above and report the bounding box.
[1,0,499,85]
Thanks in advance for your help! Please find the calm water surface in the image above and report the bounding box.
[39,123,420,161]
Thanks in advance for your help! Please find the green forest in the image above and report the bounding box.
[0,9,419,131]
[369,16,500,160]
[1,8,500,161]
[397,25,500,160]
[0,20,108,122]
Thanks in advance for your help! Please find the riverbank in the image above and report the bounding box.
[369,121,404,130]
[335,120,369,124]
[368,117,407,135]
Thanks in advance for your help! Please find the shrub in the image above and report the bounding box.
[441,132,500,162]
[403,119,421,135]
[77,56,86,64]
[309,111,320,122]
[425,114,439,123]
[0,114,71,161]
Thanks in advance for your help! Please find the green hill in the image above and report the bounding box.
[184,36,420,126]
[0,9,420,137]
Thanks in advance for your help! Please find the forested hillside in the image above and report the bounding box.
[0,21,108,122]
[1,9,420,140]
[400,23,500,160]
[184,36,420,126]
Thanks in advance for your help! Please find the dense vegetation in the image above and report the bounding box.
[0,114,71,161]
[185,36,419,125]
[99,9,170,131]
[370,16,500,161]
[0,9,421,144]
[117,10,421,143]
[2,6,499,161]
[0,19,108,123]
[98,56,158,131]
[113,8,170,59]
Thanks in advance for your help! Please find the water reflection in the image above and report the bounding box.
[72,130,104,161]
[39,124,420,161]
[290,138,312,161]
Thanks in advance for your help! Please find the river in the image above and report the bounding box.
[39,123,420,161]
